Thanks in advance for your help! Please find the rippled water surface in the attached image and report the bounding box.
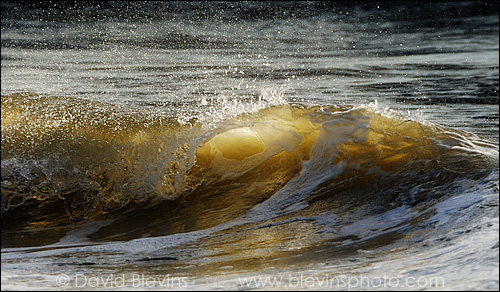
[1,1,499,290]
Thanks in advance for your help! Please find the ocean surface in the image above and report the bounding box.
[1,1,499,290]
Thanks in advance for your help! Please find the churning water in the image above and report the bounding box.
[1,1,499,290]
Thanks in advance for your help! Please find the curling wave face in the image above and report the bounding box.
[1,92,498,247]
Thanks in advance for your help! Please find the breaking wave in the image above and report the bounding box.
[1,92,498,246]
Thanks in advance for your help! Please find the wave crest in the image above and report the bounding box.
[1,93,497,234]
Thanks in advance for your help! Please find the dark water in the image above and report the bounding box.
[1,1,499,290]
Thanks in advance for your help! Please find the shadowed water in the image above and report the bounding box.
[1,1,499,290]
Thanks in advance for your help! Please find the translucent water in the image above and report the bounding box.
[1,2,499,290]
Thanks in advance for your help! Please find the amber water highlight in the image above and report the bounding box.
[1,2,499,290]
